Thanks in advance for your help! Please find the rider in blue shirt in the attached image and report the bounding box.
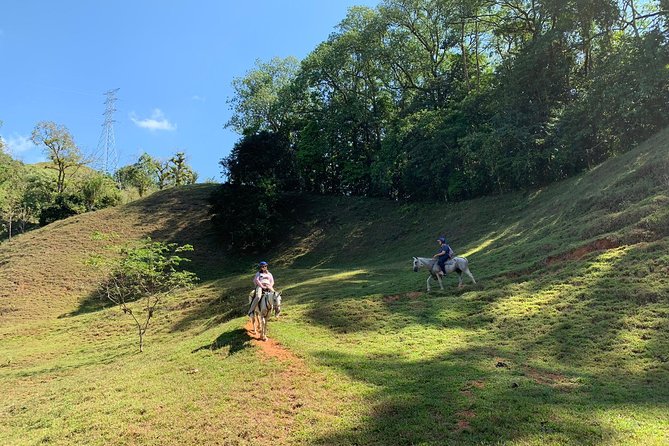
[432,237,452,276]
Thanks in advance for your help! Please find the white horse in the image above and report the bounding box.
[412,257,476,292]
[248,290,282,341]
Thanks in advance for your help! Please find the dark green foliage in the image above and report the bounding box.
[553,30,669,175]
[223,0,669,202]
[209,181,283,252]
[39,194,84,226]
[220,131,298,191]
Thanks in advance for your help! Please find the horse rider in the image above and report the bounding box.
[432,237,453,277]
[248,261,275,319]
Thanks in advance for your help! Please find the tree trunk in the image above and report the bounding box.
[475,19,481,88]
[57,165,66,194]
[139,329,145,352]
[461,22,470,91]
[7,216,12,241]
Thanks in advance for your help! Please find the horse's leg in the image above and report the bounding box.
[457,272,464,288]
[426,275,432,292]
[261,316,267,341]
[436,273,444,290]
[464,267,476,285]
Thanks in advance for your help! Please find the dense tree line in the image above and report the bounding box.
[223,0,669,202]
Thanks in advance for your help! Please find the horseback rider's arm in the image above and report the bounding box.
[254,272,262,288]
[433,249,446,259]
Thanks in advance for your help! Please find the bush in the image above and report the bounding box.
[39,194,85,225]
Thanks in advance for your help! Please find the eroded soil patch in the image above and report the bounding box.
[545,238,620,266]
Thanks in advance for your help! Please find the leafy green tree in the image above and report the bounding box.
[80,174,122,211]
[291,6,392,194]
[169,152,198,186]
[219,0,669,202]
[0,163,27,240]
[22,170,57,223]
[115,153,159,197]
[226,56,300,134]
[91,238,197,352]
[220,131,298,191]
[553,29,669,174]
[155,159,172,190]
[31,121,87,194]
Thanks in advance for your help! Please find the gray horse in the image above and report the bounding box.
[412,256,476,292]
[248,290,282,341]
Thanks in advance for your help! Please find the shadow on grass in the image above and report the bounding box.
[169,282,250,334]
[301,244,669,444]
[308,345,666,445]
[59,294,113,318]
[192,327,250,356]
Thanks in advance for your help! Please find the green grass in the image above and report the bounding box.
[1,129,668,445]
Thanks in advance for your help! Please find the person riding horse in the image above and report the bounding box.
[248,261,276,319]
[432,237,453,277]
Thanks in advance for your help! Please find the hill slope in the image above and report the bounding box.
[0,129,668,445]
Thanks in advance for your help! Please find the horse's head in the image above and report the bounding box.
[272,291,282,316]
[412,257,419,272]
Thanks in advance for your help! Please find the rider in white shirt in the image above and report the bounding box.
[248,261,275,318]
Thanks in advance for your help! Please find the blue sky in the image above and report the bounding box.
[0,0,378,180]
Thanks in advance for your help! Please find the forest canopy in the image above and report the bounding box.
[223,0,669,202]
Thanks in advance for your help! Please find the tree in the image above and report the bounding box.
[169,152,198,186]
[220,131,298,190]
[226,56,300,134]
[31,121,87,194]
[0,120,4,153]
[0,163,27,240]
[38,194,84,226]
[22,170,57,226]
[80,174,122,211]
[155,159,172,190]
[291,6,393,194]
[91,238,198,352]
[115,153,159,197]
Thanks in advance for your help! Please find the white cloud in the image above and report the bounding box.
[1,133,46,163]
[3,133,36,154]
[130,108,176,131]
[191,95,206,102]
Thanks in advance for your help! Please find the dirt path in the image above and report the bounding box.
[244,320,301,362]
[241,321,319,443]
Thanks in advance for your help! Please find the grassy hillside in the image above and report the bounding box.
[1,129,668,445]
